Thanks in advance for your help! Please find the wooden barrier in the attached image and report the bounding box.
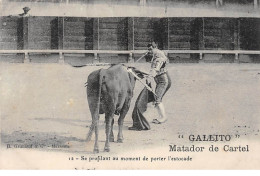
[0,49,260,63]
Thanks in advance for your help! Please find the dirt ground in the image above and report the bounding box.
[0,62,260,169]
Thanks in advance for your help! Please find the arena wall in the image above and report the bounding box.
[0,0,260,63]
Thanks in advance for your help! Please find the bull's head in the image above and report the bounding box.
[127,66,148,79]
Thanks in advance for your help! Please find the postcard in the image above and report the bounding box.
[0,0,260,170]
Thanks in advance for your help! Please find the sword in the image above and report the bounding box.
[136,52,148,63]
[127,68,157,97]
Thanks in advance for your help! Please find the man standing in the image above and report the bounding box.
[147,42,171,124]
[19,7,31,17]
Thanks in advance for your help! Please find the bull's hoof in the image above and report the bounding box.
[117,138,123,143]
[93,148,99,153]
[104,147,110,152]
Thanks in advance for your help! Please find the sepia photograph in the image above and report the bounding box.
[0,0,260,170]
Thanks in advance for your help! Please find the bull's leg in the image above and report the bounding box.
[104,112,114,152]
[93,116,100,153]
[86,122,95,142]
[86,99,100,153]
[109,119,115,142]
[117,100,130,143]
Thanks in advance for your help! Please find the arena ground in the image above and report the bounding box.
[0,62,260,169]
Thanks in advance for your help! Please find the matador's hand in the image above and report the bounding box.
[149,69,157,77]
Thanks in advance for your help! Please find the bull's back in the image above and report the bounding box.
[103,65,132,94]
[87,65,134,116]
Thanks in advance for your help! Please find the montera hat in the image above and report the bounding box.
[23,7,30,12]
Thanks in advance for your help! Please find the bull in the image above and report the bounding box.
[86,64,146,153]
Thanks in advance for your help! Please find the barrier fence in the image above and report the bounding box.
[0,50,260,63]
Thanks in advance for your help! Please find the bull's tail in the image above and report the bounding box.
[86,69,104,142]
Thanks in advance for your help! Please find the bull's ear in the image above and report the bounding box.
[138,73,145,79]
[132,68,145,79]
